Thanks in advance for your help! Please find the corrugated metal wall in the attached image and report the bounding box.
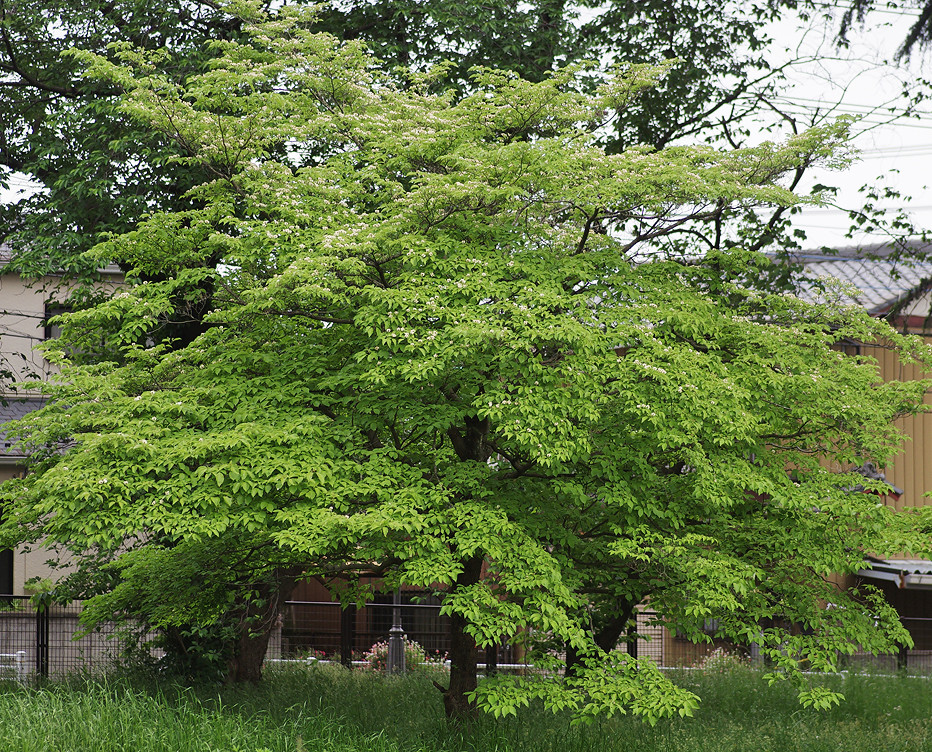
[863,339,932,512]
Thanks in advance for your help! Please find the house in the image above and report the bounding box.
[790,242,932,508]
[0,243,122,596]
[792,241,932,323]
[788,241,932,667]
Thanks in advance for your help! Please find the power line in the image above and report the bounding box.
[804,0,924,18]
[773,94,929,112]
[857,143,932,154]
[768,97,932,118]
[796,204,932,214]
[2,177,38,187]
[745,103,932,130]
[768,109,932,130]
[857,150,932,159]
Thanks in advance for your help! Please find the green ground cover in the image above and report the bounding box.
[0,665,929,752]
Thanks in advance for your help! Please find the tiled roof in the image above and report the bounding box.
[858,557,932,589]
[788,241,932,316]
[0,397,45,459]
[0,242,119,274]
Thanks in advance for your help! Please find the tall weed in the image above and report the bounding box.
[0,663,928,751]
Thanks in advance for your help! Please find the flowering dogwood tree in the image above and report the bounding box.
[2,7,930,721]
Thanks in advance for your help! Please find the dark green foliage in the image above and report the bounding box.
[61,533,304,684]
[0,0,242,280]
[839,0,932,59]
[117,620,235,685]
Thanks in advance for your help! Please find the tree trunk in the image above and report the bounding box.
[437,555,484,722]
[231,626,272,683]
[594,607,632,653]
[443,609,479,721]
[226,567,300,684]
[565,642,581,677]
[439,423,492,720]
[564,603,634,676]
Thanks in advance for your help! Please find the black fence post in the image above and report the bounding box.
[627,624,638,660]
[484,643,498,676]
[340,604,356,668]
[35,604,49,679]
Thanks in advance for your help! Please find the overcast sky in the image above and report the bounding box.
[765,5,932,249]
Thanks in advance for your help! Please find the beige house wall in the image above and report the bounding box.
[0,459,71,596]
[0,273,56,388]
[0,268,122,394]
[0,266,121,595]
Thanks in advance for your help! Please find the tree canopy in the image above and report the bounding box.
[2,9,931,721]
[3,0,921,292]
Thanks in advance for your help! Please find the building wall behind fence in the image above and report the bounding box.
[0,598,130,677]
[6,598,926,677]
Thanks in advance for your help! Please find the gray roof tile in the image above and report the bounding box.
[0,397,45,458]
[788,241,932,315]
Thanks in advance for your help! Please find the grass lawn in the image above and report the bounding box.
[0,664,929,751]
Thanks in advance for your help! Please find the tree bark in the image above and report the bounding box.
[564,603,634,676]
[437,555,484,722]
[437,419,491,720]
[227,567,300,684]
[231,625,272,683]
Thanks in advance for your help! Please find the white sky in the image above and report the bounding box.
[762,6,932,248]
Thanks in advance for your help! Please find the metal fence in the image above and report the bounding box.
[281,599,452,662]
[0,596,128,679]
[279,601,666,667]
[0,598,668,678]
[845,617,932,673]
[2,596,930,679]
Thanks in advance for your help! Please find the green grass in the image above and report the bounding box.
[0,665,930,751]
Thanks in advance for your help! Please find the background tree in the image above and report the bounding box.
[57,533,305,683]
[840,0,932,59]
[0,0,253,280]
[3,11,930,721]
[43,495,388,683]
[2,0,919,284]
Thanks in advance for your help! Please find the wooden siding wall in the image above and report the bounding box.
[862,340,932,511]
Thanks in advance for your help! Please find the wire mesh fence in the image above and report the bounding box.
[280,598,452,662]
[844,617,932,673]
[278,601,666,668]
[0,596,130,679]
[0,598,666,678]
[1,595,930,679]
